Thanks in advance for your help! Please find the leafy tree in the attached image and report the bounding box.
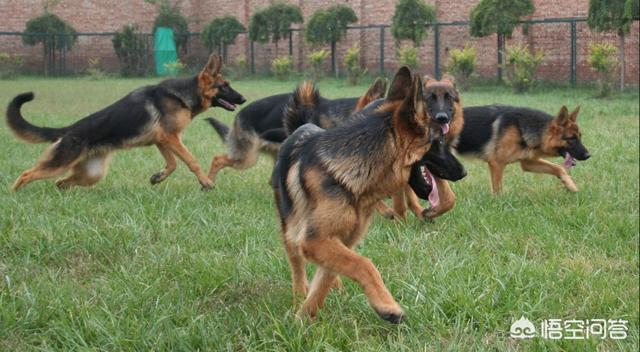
[112,24,151,77]
[249,3,303,55]
[588,0,639,89]
[22,12,77,75]
[469,0,534,80]
[305,5,357,75]
[147,0,189,53]
[391,0,436,46]
[201,16,245,62]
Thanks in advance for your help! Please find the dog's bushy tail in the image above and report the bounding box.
[283,81,320,136]
[205,117,229,142]
[6,92,66,143]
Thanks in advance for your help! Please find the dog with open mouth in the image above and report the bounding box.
[271,67,461,323]
[456,104,590,194]
[7,54,245,191]
[379,75,466,221]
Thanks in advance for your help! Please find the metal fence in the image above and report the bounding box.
[1,17,638,85]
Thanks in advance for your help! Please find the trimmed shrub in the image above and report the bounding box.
[396,45,420,71]
[85,58,106,80]
[163,59,186,76]
[447,45,476,90]
[504,44,544,93]
[344,46,366,85]
[307,49,330,80]
[271,56,293,80]
[588,42,618,98]
[0,53,23,79]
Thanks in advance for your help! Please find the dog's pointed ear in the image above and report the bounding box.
[356,77,388,110]
[423,75,436,85]
[369,77,388,100]
[441,74,460,101]
[441,74,456,87]
[397,74,425,126]
[556,105,569,125]
[569,105,580,122]
[202,53,221,77]
[386,67,412,102]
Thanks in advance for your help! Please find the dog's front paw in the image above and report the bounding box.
[420,208,436,223]
[200,178,214,190]
[149,172,165,185]
[376,308,406,324]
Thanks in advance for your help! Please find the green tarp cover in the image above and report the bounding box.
[154,27,177,75]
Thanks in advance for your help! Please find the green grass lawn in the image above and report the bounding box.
[0,76,638,351]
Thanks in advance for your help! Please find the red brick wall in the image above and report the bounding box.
[0,0,637,84]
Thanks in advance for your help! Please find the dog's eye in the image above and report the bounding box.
[428,93,437,101]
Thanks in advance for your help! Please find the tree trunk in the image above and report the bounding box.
[331,41,337,78]
[497,33,504,82]
[618,30,625,90]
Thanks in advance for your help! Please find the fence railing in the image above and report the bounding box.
[1,16,638,85]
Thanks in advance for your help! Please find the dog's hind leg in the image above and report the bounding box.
[283,237,308,305]
[520,158,578,192]
[150,143,177,185]
[298,267,337,319]
[55,153,111,189]
[488,160,506,194]
[208,131,261,183]
[12,139,84,191]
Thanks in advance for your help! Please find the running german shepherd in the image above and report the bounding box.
[456,105,590,193]
[282,75,466,221]
[6,54,245,191]
[271,67,449,323]
[204,79,387,185]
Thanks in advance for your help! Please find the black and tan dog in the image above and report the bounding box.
[456,105,590,193]
[388,75,465,221]
[271,67,453,323]
[6,54,245,191]
[205,79,387,185]
[282,75,466,222]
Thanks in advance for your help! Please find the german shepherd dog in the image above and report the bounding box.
[6,54,245,191]
[271,67,451,323]
[204,80,387,185]
[282,75,466,221]
[456,105,590,194]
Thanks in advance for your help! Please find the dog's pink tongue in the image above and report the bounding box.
[442,123,450,135]
[563,153,575,169]
[423,167,439,208]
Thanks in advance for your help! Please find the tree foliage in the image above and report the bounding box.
[391,0,436,46]
[112,24,150,77]
[202,16,245,52]
[249,3,303,44]
[150,0,189,52]
[22,12,77,51]
[305,5,357,45]
[588,0,639,34]
[470,0,534,37]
